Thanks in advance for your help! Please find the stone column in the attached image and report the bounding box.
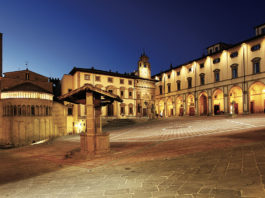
[243,88,249,114]
[172,101,176,116]
[94,95,102,134]
[164,101,167,117]
[85,92,95,135]
[195,94,198,116]
[224,94,228,114]
[208,96,212,115]
[183,94,186,115]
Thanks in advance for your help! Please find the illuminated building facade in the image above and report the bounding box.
[61,54,156,134]
[154,23,265,117]
[0,69,67,147]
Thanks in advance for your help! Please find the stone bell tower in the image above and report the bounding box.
[138,52,151,79]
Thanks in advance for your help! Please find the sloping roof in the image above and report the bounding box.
[58,83,122,105]
[1,82,53,94]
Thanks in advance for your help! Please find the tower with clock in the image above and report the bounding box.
[138,52,151,79]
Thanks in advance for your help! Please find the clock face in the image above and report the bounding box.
[141,69,149,78]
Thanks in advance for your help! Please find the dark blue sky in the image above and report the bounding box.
[0,0,265,78]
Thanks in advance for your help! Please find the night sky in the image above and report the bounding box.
[0,0,265,78]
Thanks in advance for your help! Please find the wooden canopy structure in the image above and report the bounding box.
[58,83,122,155]
[58,83,122,105]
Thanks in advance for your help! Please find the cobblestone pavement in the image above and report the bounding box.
[1,115,265,197]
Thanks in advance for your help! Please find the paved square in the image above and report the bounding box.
[1,115,265,197]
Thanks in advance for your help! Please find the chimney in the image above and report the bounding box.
[0,33,2,77]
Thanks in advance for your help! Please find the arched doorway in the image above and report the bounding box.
[187,94,195,116]
[229,86,243,114]
[158,100,164,117]
[212,89,224,115]
[167,97,173,117]
[198,92,208,115]
[249,82,265,113]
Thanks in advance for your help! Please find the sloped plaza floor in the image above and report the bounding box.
[1,115,265,197]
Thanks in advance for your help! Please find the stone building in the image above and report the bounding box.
[0,33,67,147]
[154,23,265,117]
[61,53,156,134]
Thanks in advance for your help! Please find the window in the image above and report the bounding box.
[251,44,260,52]
[95,76,100,81]
[213,58,220,64]
[215,47,219,52]
[137,93,140,99]
[167,83,171,93]
[188,68,192,72]
[120,106,125,115]
[230,64,238,79]
[120,79,124,84]
[68,106,73,115]
[31,106,35,116]
[129,91,132,98]
[230,51,238,58]
[25,73,29,80]
[137,104,141,113]
[84,74,90,80]
[262,28,265,35]
[108,90,113,94]
[200,63,204,68]
[159,85,163,95]
[187,77,192,89]
[168,74,170,79]
[128,80,132,85]
[214,69,220,82]
[252,57,261,74]
[209,49,213,54]
[177,71,180,76]
[177,80,181,91]
[200,73,205,85]
[129,106,133,114]
[120,90,124,97]
[108,77,113,83]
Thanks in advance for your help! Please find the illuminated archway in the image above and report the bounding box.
[212,89,224,115]
[198,92,208,115]
[229,86,243,114]
[167,97,173,117]
[187,94,195,116]
[249,82,265,113]
[176,96,184,116]
[158,100,165,117]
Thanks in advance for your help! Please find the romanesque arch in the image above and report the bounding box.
[166,97,173,117]
[212,89,224,115]
[229,86,243,114]
[249,81,265,113]
[198,92,208,115]
[176,96,184,116]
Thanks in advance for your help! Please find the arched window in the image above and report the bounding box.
[13,106,17,116]
[46,106,49,116]
[31,106,35,116]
